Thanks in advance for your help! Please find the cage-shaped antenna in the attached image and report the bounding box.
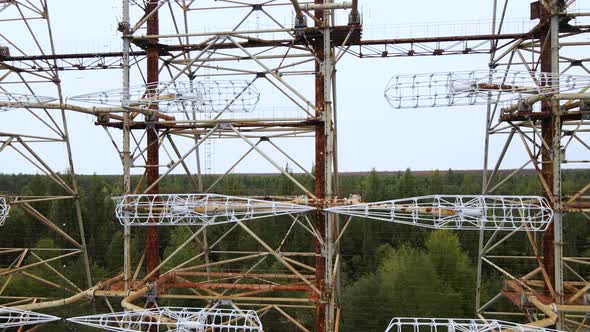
[70,80,260,113]
[0,307,60,329]
[385,317,563,332]
[384,70,588,109]
[0,92,57,110]
[0,197,9,226]
[114,194,315,226]
[67,307,263,332]
[326,195,553,231]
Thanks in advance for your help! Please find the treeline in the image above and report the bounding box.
[0,169,589,331]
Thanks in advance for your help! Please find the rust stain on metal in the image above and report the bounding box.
[145,1,161,284]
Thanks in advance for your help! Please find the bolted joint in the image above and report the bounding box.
[0,46,9,57]
[146,283,157,303]
[117,21,130,33]
[96,113,109,124]
[517,99,533,112]
[348,11,361,25]
[294,16,307,36]
[145,112,157,122]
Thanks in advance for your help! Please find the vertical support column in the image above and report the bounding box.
[540,0,563,328]
[314,1,337,331]
[550,0,563,328]
[314,0,327,331]
[477,0,498,316]
[145,1,161,282]
[121,0,132,292]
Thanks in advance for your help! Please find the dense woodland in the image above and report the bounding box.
[0,169,589,331]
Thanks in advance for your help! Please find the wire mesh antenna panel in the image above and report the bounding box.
[114,194,315,226]
[69,80,260,113]
[67,307,264,332]
[0,307,60,328]
[326,195,553,231]
[385,318,563,332]
[384,70,589,109]
[0,197,8,226]
[0,92,57,110]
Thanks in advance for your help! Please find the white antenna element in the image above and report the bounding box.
[69,80,260,113]
[326,195,553,231]
[0,307,60,328]
[0,92,57,110]
[0,197,9,226]
[67,307,263,332]
[384,70,588,109]
[114,194,315,226]
[385,317,563,332]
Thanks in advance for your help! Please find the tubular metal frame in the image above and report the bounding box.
[0,0,588,331]
[0,0,94,309]
[477,1,590,331]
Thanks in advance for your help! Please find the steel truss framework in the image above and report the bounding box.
[0,0,588,331]
[68,307,263,332]
[0,1,354,331]
[476,2,590,331]
[0,0,94,317]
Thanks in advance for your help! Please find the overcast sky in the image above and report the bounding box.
[2,0,588,176]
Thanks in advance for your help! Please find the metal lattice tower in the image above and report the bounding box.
[0,0,93,314]
[0,0,588,331]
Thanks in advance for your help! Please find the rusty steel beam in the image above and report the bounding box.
[0,30,539,72]
[539,4,556,302]
[96,119,320,130]
[145,0,161,284]
[357,32,531,46]
[166,281,312,292]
